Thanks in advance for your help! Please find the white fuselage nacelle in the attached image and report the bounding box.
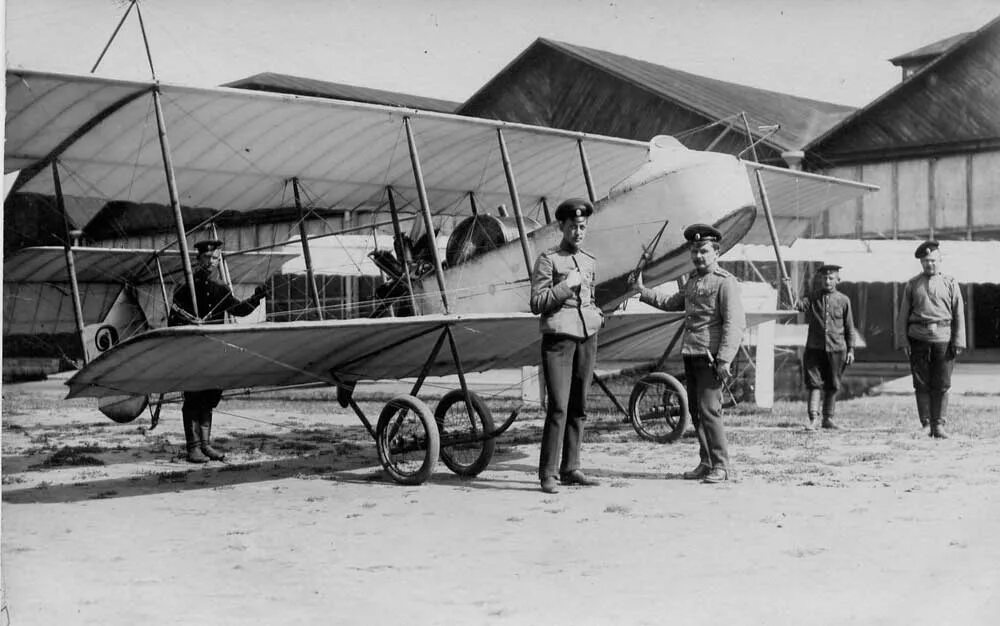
[413,137,757,315]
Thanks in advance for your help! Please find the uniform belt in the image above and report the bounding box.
[909,320,951,327]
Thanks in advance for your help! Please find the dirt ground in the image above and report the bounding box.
[2,376,999,626]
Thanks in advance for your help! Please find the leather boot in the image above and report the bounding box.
[821,393,839,430]
[183,407,209,463]
[929,392,949,439]
[806,389,822,429]
[915,392,931,429]
[199,410,226,461]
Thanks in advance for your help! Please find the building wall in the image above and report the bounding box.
[816,149,1000,239]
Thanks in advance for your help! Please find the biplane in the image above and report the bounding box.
[4,68,877,484]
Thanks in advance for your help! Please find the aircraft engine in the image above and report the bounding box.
[445,215,542,267]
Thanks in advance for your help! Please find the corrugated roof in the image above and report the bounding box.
[806,15,1000,162]
[224,72,460,113]
[517,39,855,150]
[889,32,971,65]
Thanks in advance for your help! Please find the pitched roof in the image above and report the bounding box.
[480,38,855,151]
[224,72,460,113]
[806,15,1000,163]
[889,32,971,66]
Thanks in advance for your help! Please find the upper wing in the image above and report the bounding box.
[742,162,878,245]
[6,70,649,228]
[3,246,293,284]
[66,310,797,399]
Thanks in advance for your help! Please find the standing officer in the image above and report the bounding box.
[795,264,857,430]
[169,239,268,463]
[894,240,965,438]
[633,224,745,483]
[530,198,604,494]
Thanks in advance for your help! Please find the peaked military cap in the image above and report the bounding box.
[817,264,842,274]
[193,239,224,254]
[914,240,940,259]
[554,197,594,221]
[683,223,722,243]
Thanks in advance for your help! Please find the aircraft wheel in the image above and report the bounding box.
[435,389,495,477]
[99,394,149,424]
[628,372,689,443]
[375,395,440,485]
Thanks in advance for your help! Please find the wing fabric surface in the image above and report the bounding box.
[741,162,878,246]
[65,311,793,399]
[6,70,649,227]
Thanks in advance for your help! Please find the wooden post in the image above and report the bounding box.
[292,177,324,320]
[753,320,775,409]
[403,117,449,313]
[496,128,534,280]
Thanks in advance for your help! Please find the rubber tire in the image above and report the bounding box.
[628,372,690,443]
[375,395,440,485]
[435,389,496,477]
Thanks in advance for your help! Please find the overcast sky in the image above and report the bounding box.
[5,0,999,108]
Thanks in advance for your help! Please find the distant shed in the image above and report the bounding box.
[458,38,853,165]
[805,15,1000,241]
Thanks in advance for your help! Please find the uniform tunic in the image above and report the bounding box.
[530,242,603,338]
[638,267,745,363]
[530,242,602,481]
[639,265,745,470]
[169,269,261,326]
[169,268,263,409]
[895,272,966,396]
[894,273,966,349]
[795,289,856,391]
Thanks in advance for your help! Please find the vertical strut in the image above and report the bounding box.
[578,139,596,204]
[496,128,534,279]
[52,162,87,362]
[150,87,198,318]
[403,117,450,313]
[292,177,324,319]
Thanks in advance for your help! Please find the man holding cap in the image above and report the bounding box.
[170,239,269,463]
[633,223,745,483]
[894,240,965,438]
[794,264,857,430]
[530,198,604,494]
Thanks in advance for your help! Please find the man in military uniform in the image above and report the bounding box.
[633,224,745,483]
[170,239,268,462]
[795,264,857,430]
[894,240,966,439]
[530,198,604,494]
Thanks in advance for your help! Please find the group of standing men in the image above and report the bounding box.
[529,197,967,493]
[172,200,967,478]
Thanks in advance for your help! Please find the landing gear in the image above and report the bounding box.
[375,395,440,485]
[435,389,495,477]
[628,372,689,443]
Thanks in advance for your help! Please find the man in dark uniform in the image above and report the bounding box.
[894,240,966,439]
[633,224,745,483]
[530,198,604,494]
[169,239,267,462]
[795,264,857,430]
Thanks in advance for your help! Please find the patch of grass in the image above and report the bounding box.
[33,446,105,468]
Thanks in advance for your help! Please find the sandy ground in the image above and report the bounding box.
[2,375,999,626]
